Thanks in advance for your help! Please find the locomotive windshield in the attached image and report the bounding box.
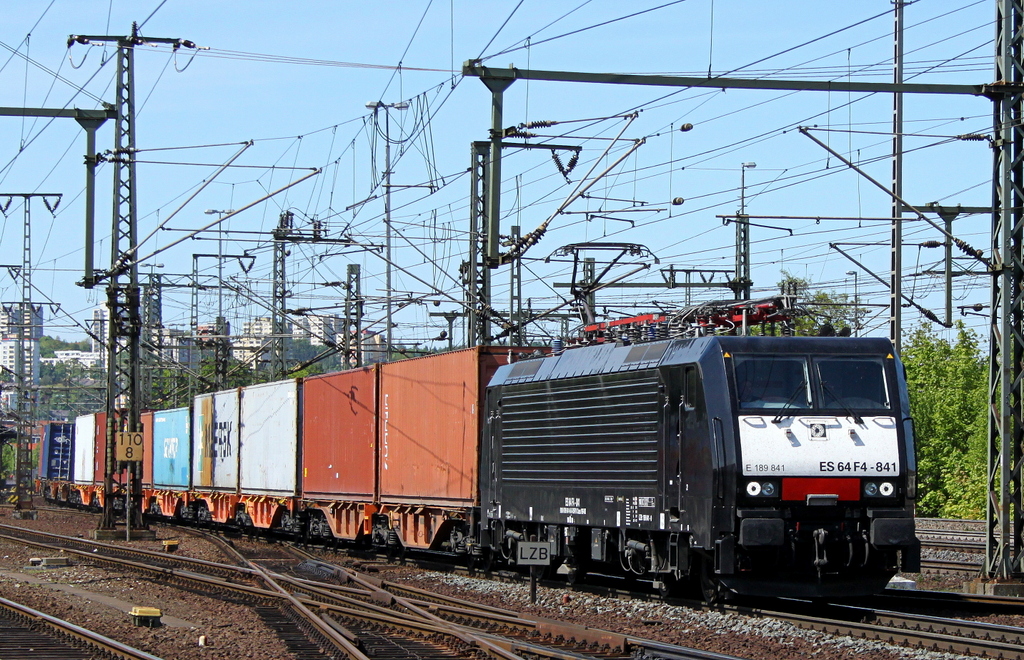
[733,355,810,410]
[816,357,889,410]
[733,354,891,412]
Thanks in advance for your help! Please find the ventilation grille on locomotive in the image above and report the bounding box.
[500,370,660,486]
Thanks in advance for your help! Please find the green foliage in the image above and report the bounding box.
[777,271,857,336]
[38,335,91,358]
[0,440,13,486]
[37,361,105,419]
[901,322,987,519]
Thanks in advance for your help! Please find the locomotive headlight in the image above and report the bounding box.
[879,481,894,497]
[863,482,879,497]
[745,480,777,497]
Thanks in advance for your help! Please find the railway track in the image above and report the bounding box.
[0,520,736,660]
[740,597,1024,659]
[285,545,1024,660]
[0,594,162,660]
[184,524,1024,659]
[920,557,981,573]
[10,509,1024,659]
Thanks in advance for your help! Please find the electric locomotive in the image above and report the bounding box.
[481,335,919,600]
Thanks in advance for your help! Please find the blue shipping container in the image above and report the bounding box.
[41,423,75,481]
[152,408,191,488]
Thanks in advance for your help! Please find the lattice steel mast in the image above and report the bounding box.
[5,193,60,518]
[986,0,1024,580]
[69,24,198,532]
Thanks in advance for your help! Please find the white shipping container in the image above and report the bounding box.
[240,379,299,495]
[73,414,95,485]
[192,390,240,491]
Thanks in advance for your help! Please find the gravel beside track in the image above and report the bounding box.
[357,560,984,660]
[0,507,293,660]
[0,506,1005,660]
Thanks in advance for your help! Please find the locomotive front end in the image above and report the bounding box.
[722,341,919,598]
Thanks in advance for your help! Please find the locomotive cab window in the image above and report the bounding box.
[815,357,890,410]
[682,365,698,412]
[733,355,810,410]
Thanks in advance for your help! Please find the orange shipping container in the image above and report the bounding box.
[141,410,154,487]
[302,366,376,500]
[378,347,511,506]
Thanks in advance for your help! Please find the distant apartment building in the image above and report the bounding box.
[0,303,43,384]
[41,350,104,368]
[145,326,189,365]
[89,307,108,355]
[232,317,291,363]
[293,314,340,347]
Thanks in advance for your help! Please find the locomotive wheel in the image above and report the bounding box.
[698,558,725,605]
[469,548,494,574]
[657,575,682,599]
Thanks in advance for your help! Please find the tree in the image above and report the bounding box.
[900,322,987,519]
[775,271,857,336]
[38,335,91,358]
[0,426,16,489]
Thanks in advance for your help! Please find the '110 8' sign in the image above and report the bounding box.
[116,431,144,462]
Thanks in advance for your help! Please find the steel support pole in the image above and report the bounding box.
[102,33,143,531]
[890,1,905,352]
[190,258,199,400]
[384,112,393,360]
[467,73,515,346]
[986,0,1024,580]
[482,75,514,263]
[737,164,754,301]
[75,23,196,533]
[271,211,290,379]
[140,271,162,408]
[77,118,105,289]
[344,263,362,367]
[13,201,35,517]
[938,210,957,327]
[467,142,491,345]
[4,194,60,517]
[510,225,524,345]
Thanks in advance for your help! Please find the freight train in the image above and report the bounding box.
[39,334,919,601]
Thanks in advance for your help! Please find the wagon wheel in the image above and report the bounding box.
[385,542,407,564]
[477,547,495,573]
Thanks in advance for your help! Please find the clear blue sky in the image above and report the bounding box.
[0,1,995,348]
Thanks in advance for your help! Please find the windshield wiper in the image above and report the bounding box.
[820,380,864,425]
[771,380,807,425]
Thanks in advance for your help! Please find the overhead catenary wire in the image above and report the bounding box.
[2,3,997,351]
